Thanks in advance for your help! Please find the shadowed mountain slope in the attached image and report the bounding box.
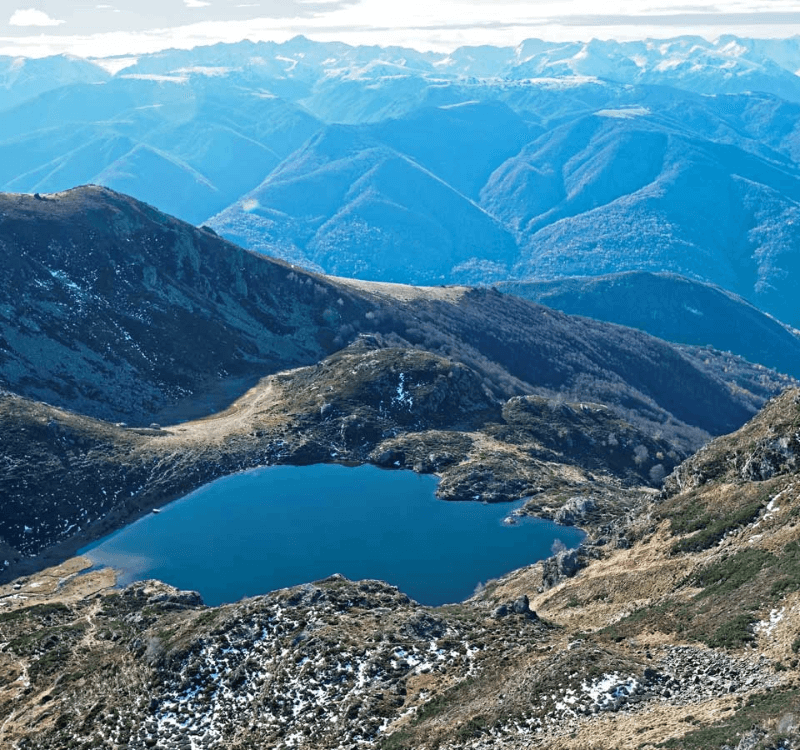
[369,100,538,200]
[0,186,793,441]
[499,272,800,379]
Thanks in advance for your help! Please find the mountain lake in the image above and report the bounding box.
[80,464,585,606]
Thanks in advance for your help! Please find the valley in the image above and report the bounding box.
[1,187,794,582]
[0,185,799,748]
[3,29,800,749]
[1,391,799,749]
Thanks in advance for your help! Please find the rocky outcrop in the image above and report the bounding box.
[540,548,583,590]
[493,594,539,619]
[663,389,800,497]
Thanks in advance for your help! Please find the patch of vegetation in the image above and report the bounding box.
[412,677,479,724]
[670,500,764,554]
[768,541,800,597]
[193,609,220,627]
[377,684,496,748]
[29,641,82,681]
[599,602,675,643]
[0,602,70,624]
[79,700,106,732]
[658,688,800,749]
[693,541,800,605]
[455,715,492,741]
[692,549,775,597]
[604,537,800,649]
[8,623,84,655]
[156,627,178,648]
[705,613,758,649]
[376,730,415,750]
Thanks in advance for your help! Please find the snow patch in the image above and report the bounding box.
[755,607,785,637]
[392,373,413,409]
[172,66,233,76]
[595,106,651,119]
[276,55,298,71]
[438,100,480,109]
[120,73,188,83]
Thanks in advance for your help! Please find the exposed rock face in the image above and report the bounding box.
[554,496,597,526]
[663,389,800,496]
[735,435,800,481]
[493,594,538,619]
[540,549,583,591]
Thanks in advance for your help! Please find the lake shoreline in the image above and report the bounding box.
[4,446,598,587]
[77,463,586,608]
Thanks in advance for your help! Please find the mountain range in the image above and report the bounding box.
[1,187,799,749]
[1,185,796,571]
[4,37,800,335]
[5,23,800,750]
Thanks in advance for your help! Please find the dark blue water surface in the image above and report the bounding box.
[81,464,584,606]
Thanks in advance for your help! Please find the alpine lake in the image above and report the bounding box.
[81,464,585,606]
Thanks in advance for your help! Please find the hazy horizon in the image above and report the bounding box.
[4,1,800,59]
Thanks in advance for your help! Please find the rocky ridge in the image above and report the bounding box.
[0,340,679,579]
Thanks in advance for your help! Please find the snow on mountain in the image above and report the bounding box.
[0,54,110,112]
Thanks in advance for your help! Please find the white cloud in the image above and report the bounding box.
[4,0,800,58]
[9,8,66,27]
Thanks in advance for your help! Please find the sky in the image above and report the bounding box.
[3,0,800,58]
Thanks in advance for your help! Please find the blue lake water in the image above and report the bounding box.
[81,464,584,606]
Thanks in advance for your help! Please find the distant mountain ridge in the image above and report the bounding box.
[499,272,800,379]
[210,105,800,326]
[0,77,320,223]
[210,116,521,284]
[480,111,800,326]
[5,37,800,333]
